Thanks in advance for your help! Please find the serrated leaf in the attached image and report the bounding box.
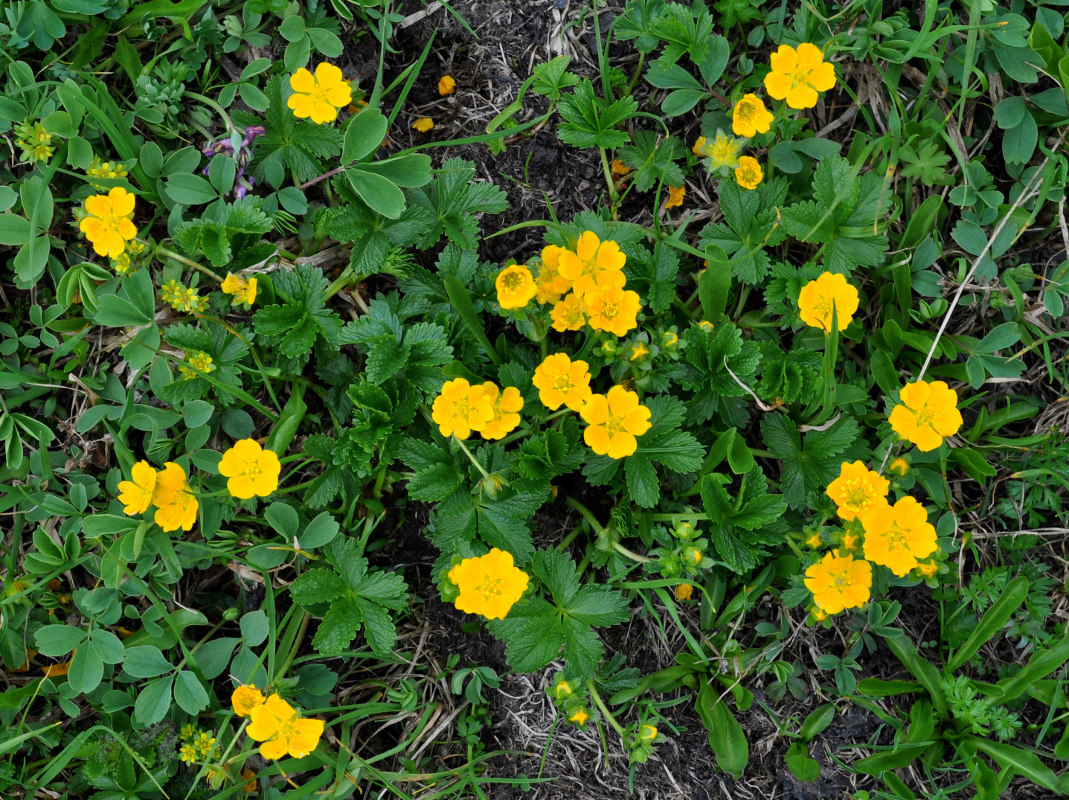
[356,597,396,657]
[566,585,630,627]
[488,597,563,673]
[312,597,361,655]
[290,568,347,605]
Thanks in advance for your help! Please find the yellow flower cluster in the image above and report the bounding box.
[288,62,352,124]
[533,232,642,337]
[532,353,651,459]
[178,724,219,764]
[86,157,129,190]
[233,685,325,760]
[14,121,53,163]
[80,187,138,259]
[806,459,940,615]
[221,272,259,307]
[160,279,209,314]
[117,460,199,532]
[448,548,530,620]
[179,351,214,381]
[431,378,523,441]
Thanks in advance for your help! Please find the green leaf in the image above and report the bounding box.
[697,683,748,779]
[853,744,927,774]
[290,568,347,605]
[240,611,269,647]
[557,79,638,150]
[352,569,409,610]
[566,585,630,627]
[785,741,820,782]
[122,645,173,678]
[488,597,564,673]
[626,453,660,508]
[347,168,406,220]
[947,577,1028,672]
[762,414,858,510]
[68,646,104,694]
[173,670,209,715]
[312,597,362,655]
[0,214,31,245]
[165,173,217,206]
[35,625,85,657]
[967,738,1060,793]
[134,675,174,724]
[342,106,388,164]
[356,598,396,657]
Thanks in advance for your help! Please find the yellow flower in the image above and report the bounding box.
[479,383,523,440]
[764,43,836,110]
[180,724,196,740]
[805,532,822,549]
[704,131,742,170]
[448,548,529,620]
[664,185,685,209]
[888,380,963,452]
[535,245,573,304]
[179,351,214,381]
[247,694,325,760]
[438,75,456,95]
[889,457,910,477]
[549,292,587,332]
[825,461,890,521]
[629,342,649,362]
[232,684,266,717]
[568,708,590,726]
[638,724,658,742]
[580,386,652,459]
[734,156,764,190]
[698,320,714,332]
[583,272,642,337]
[218,439,282,500]
[797,272,859,332]
[861,496,937,577]
[674,583,694,601]
[557,231,626,297]
[552,677,573,699]
[80,187,137,258]
[811,606,828,621]
[117,460,157,515]
[179,743,197,764]
[533,353,593,412]
[691,136,708,157]
[86,157,128,190]
[431,378,495,439]
[288,62,352,124]
[611,158,631,175]
[221,273,258,306]
[111,253,132,276]
[731,93,775,138]
[804,551,871,614]
[413,116,435,133]
[916,560,940,579]
[840,530,860,551]
[160,280,184,308]
[151,462,198,532]
[496,264,537,309]
[194,732,217,757]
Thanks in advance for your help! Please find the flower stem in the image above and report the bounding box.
[454,436,490,480]
[587,681,626,737]
[154,244,224,283]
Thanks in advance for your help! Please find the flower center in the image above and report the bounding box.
[885,522,909,550]
[502,271,525,291]
[553,376,572,392]
[600,301,619,320]
[914,405,937,429]
[737,102,755,122]
[475,575,504,600]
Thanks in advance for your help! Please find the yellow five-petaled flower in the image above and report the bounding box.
[80,187,137,259]
[797,271,859,332]
[580,385,652,459]
[431,378,494,440]
[731,94,774,138]
[246,694,325,760]
[117,460,157,515]
[448,548,529,620]
[288,62,352,124]
[218,439,282,500]
[764,43,836,110]
[533,353,593,412]
[804,551,871,615]
[825,461,889,521]
[888,380,963,452]
[496,265,537,310]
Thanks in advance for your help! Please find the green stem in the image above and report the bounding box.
[277,612,311,680]
[587,681,626,737]
[454,437,490,480]
[557,525,584,552]
[599,147,620,211]
[613,542,653,563]
[565,496,606,535]
[154,244,224,283]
